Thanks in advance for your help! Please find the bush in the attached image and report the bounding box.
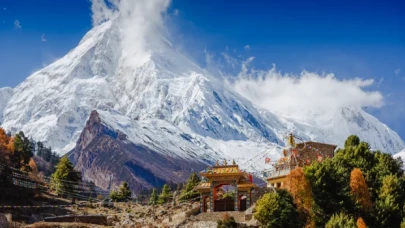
[217,213,237,228]
[254,189,300,228]
[325,212,356,228]
[109,181,132,202]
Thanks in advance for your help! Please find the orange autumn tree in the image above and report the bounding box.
[284,167,315,228]
[0,127,12,163]
[350,168,372,212]
[356,217,367,228]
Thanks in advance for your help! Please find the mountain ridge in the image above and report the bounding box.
[0,19,404,174]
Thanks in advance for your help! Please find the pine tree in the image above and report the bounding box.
[119,181,132,201]
[43,147,52,162]
[36,141,44,158]
[176,182,183,192]
[180,172,200,200]
[349,168,372,212]
[158,184,172,204]
[344,135,360,148]
[11,131,33,170]
[254,190,301,228]
[149,189,158,205]
[51,156,81,196]
[376,174,403,227]
[325,212,356,228]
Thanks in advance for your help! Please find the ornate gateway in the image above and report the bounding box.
[194,161,256,213]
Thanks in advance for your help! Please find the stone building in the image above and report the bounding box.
[266,135,337,189]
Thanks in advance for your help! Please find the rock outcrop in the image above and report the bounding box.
[69,110,208,193]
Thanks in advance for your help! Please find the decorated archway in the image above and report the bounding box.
[195,160,256,212]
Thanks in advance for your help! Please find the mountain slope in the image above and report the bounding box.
[1,17,404,179]
[0,87,13,123]
[394,148,405,167]
[69,110,213,192]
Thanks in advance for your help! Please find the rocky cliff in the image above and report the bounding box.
[69,110,209,193]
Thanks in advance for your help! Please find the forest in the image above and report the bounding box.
[254,135,405,228]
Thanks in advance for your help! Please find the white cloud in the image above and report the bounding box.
[91,0,115,26]
[41,33,47,42]
[221,52,238,69]
[14,20,21,29]
[232,60,383,118]
[244,45,250,50]
[90,0,170,67]
[395,68,401,75]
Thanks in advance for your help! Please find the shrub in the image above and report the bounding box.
[254,189,300,228]
[217,213,237,228]
[325,212,356,228]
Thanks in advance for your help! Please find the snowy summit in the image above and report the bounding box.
[0,0,404,173]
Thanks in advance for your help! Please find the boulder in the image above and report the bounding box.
[0,213,11,228]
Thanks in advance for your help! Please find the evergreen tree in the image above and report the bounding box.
[11,131,33,170]
[149,189,158,205]
[176,182,183,192]
[43,147,52,162]
[51,156,81,196]
[325,212,356,228]
[254,189,301,228]
[158,184,172,204]
[36,141,44,158]
[376,174,403,227]
[109,181,132,202]
[180,172,200,200]
[50,152,60,165]
[344,135,360,148]
[119,181,132,201]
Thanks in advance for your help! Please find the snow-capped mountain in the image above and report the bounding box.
[1,17,404,175]
[394,149,405,165]
[0,87,13,123]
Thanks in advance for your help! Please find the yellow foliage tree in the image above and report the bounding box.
[356,217,366,228]
[284,167,315,228]
[350,168,372,212]
[0,127,12,163]
[29,158,38,174]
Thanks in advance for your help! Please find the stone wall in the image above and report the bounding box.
[44,215,107,225]
[295,141,337,165]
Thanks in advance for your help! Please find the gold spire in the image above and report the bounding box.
[232,159,236,165]
[223,159,228,165]
[216,160,219,166]
[288,133,296,148]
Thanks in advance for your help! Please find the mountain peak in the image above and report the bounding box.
[0,13,403,163]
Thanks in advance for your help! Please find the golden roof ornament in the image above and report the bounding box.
[215,160,219,166]
[232,159,236,165]
[288,133,296,148]
[223,159,227,165]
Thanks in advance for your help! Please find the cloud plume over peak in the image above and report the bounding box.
[91,0,171,66]
[232,60,383,118]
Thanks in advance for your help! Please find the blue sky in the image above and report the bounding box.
[0,0,404,142]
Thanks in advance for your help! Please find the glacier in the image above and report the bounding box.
[1,18,404,173]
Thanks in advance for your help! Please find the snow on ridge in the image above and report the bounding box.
[97,109,220,163]
[0,16,403,166]
[0,87,13,123]
[394,148,405,159]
